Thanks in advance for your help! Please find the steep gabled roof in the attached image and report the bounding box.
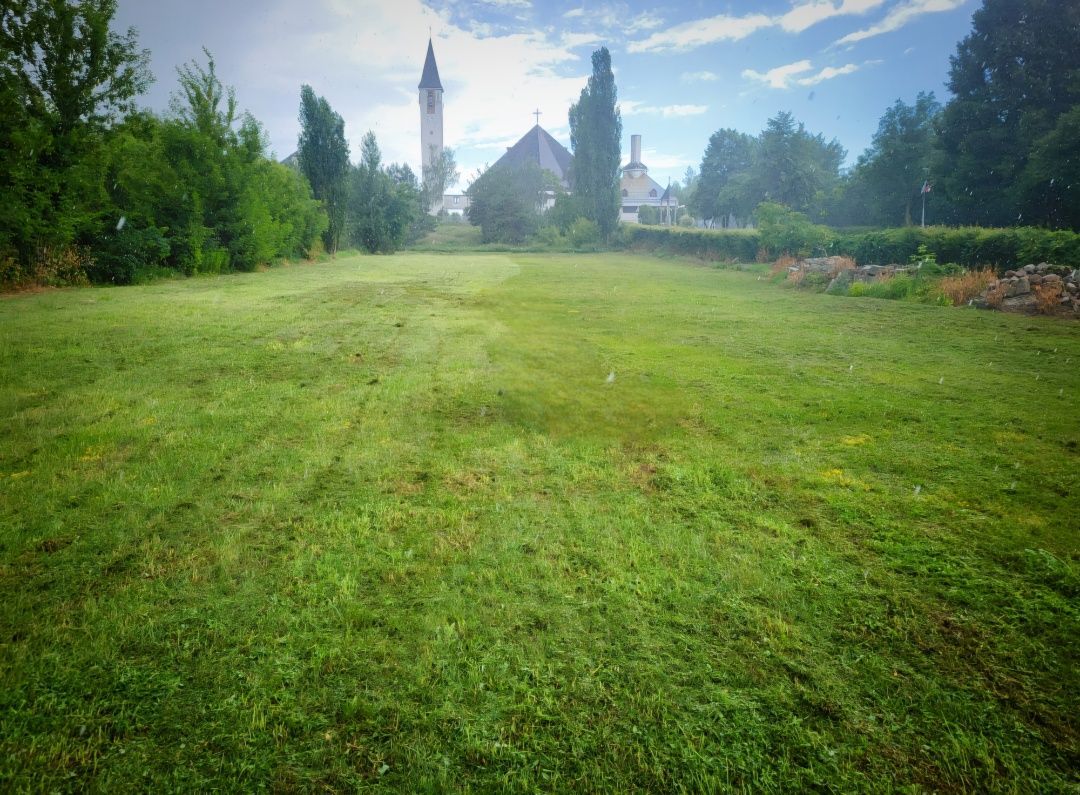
[493,125,573,186]
[419,39,443,90]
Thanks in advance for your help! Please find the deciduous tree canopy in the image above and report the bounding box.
[936,0,1080,227]
[0,0,150,263]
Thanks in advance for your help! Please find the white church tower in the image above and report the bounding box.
[418,38,444,213]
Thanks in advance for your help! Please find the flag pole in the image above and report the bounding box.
[921,169,929,228]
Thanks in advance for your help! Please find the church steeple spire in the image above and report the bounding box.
[418,38,443,91]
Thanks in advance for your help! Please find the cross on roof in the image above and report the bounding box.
[533,108,542,126]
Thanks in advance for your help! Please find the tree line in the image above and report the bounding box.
[686,0,1079,231]
[0,0,435,288]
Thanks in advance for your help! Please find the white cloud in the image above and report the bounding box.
[621,101,709,117]
[628,13,772,53]
[835,0,966,45]
[627,11,665,32]
[628,0,889,53]
[681,70,720,82]
[742,60,814,89]
[742,58,875,89]
[561,3,663,33]
[779,0,885,33]
[478,0,531,8]
[795,63,861,85]
[560,31,603,49]
[245,0,595,184]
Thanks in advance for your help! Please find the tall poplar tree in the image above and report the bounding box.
[569,47,621,240]
[297,85,349,254]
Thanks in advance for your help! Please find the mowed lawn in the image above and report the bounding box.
[1,252,1077,792]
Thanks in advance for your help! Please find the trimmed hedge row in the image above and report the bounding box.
[619,224,760,263]
[617,223,1080,271]
[831,226,1080,271]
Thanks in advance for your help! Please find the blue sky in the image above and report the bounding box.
[114,0,977,190]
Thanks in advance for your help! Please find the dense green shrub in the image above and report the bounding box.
[534,226,566,247]
[568,217,601,247]
[545,195,584,234]
[618,224,761,262]
[756,202,834,257]
[637,206,660,225]
[89,225,171,284]
[2,38,326,289]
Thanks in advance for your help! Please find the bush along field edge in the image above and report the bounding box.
[616,206,1080,316]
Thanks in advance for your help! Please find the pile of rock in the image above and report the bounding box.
[826,263,913,292]
[971,263,1080,314]
[787,256,853,276]
[787,257,919,292]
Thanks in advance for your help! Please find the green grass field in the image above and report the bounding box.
[2,252,1077,791]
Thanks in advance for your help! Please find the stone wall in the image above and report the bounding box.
[971,263,1080,315]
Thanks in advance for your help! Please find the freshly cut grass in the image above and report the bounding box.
[1,253,1077,791]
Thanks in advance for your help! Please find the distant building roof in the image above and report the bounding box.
[419,39,443,91]
[281,151,299,168]
[492,125,573,187]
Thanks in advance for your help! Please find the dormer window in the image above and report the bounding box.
[649,189,657,197]
[621,189,628,197]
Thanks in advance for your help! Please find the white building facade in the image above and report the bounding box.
[619,134,677,224]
